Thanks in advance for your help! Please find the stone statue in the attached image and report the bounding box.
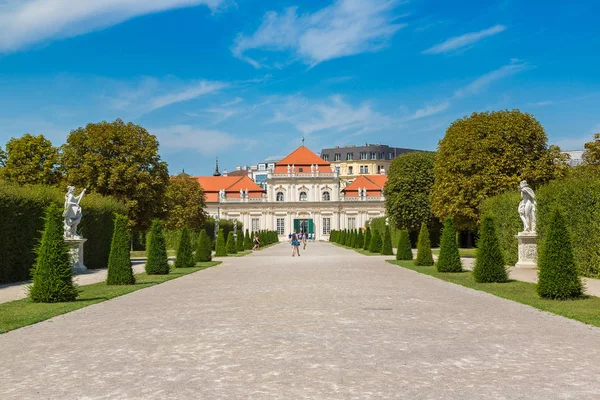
[363,187,368,197]
[287,164,291,173]
[315,165,319,173]
[240,188,244,198]
[291,164,295,173]
[518,180,536,233]
[219,189,226,199]
[63,186,86,239]
[311,164,315,173]
[245,188,249,197]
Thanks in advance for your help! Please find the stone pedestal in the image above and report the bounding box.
[515,232,537,269]
[65,238,87,273]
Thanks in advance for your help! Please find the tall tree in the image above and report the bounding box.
[1,134,61,185]
[164,172,206,231]
[582,133,600,165]
[61,119,169,231]
[0,145,6,167]
[107,214,135,285]
[385,151,438,233]
[431,110,569,230]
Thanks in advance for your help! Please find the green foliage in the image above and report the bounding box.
[355,229,364,249]
[106,214,135,285]
[0,145,5,167]
[396,229,413,261]
[175,227,195,269]
[479,191,521,265]
[215,229,227,256]
[363,227,372,250]
[436,218,462,272]
[1,134,61,186]
[473,215,507,283]
[385,151,438,233]
[61,119,170,231]
[369,228,383,253]
[583,133,600,165]
[29,203,79,302]
[164,172,206,231]
[537,210,583,299]
[382,225,394,255]
[0,182,126,284]
[431,110,569,230]
[226,231,236,254]
[244,229,252,250]
[195,229,213,262]
[145,220,169,275]
[415,223,434,266]
[236,230,244,252]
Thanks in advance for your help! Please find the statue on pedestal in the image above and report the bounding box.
[240,188,244,198]
[518,180,536,233]
[287,164,291,174]
[311,164,315,173]
[63,186,86,239]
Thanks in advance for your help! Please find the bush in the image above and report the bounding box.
[369,228,383,253]
[175,227,195,268]
[236,230,244,252]
[363,227,372,250]
[226,232,236,254]
[396,229,413,260]
[106,214,135,285]
[436,218,462,272]
[244,229,252,250]
[414,223,434,266]
[0,182,125,284]
[145,220,169,275]
[479,191,521,265]
[382,225,394,255]
[355,229,363,249]
[29,203,79,302]
[537,209,583,299]
[195,229,212,262]
[214,229,226,256]
[473,215,507,283]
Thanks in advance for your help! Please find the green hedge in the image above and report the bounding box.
[368,216,440,248]
[0,182,126,284]
[480,171,600,278]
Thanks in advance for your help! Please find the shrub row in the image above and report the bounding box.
[0,182,126,284]
[368,216,442,248]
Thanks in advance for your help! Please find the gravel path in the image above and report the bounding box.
[2,242,600,399]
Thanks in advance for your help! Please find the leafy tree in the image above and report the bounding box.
[175,227,195,268]
[385,152,438,233]
[215,229,227,256]
[1,134,61,185]
[195,229,212,262]
[583,133,600,165]
[244,229,252,250]
[473,215,507,283]
[164,172,206,231]
[145,220,169,275]
[29,203,79,302]
[106,214,135,285]
[363,227,372,251]
[537,209,583,299]
[382,225,394,255]
[431,110,569,230]
[61,119,169,231]
[0,145,6,167]
[369,228,383,253]
[414,223,434,266]
[226,231,236,254]
[396,229,413,260]
[436,218,462,272]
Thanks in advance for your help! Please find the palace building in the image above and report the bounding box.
[194,145,387,240]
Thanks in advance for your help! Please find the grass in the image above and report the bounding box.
[331,242,384,256]
[388,260,600,328]
[0,261,220,334]
[432,248,477,258]
[130,249,176,258]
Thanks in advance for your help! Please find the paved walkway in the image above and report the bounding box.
[2,242,600,399]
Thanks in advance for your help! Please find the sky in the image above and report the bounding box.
[0,0,599,175]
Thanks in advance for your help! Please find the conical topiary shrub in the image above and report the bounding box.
[29,203,79,302]
[537,209,583,299]
[107,214,135,285]
[226,231,236,254]
[349,230,356,248]
[436,218,462,272]
[145,219,170,275]
[236,228,245,252]
[473,215,507,283]
[195,229,212,262]
[414,223,434,266]
[175,227,195,269]
[356,229,364,249]
[369,228,383,253]
[363,227,372,250]
[382,225,394,255]
[396,229,413,260]
[244,229,252,250]
[215,229,227,256]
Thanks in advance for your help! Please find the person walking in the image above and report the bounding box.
[252,233,260,250]
[302,232,307,250]
[291,229,300,257]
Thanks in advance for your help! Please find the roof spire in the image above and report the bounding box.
[301,136,305,146]
[213,157,221,177]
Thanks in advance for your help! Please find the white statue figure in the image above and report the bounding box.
[63,186,86,239]
[287,164,291,173]
[245,188,249,197]
[311,164,315,173]
[315,164,319,173]
[363,187,368,197]
[240,188,244,198]
[518,180,536,233]
[292,164,295,173]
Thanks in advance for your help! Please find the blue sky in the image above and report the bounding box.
[0,0,599,175]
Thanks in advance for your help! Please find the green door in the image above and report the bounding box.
[293,219,300,233]
[294,219,314,234]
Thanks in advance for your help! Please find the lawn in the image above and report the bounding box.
[432,248,477,258]
[331,242,384,256]
[0,261,220,334]
[388,260,600,328]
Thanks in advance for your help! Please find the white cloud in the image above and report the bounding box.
[232,0,406,68]
[149,81,227,112]
[405,101,450,121]
[422,24,506,55]
[152,124,252,155]
[454,60,530,98]
[0,0,230,52]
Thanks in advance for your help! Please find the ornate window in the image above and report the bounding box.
[276,192,284,201]
[299,191,308,201]
[322,191,330,201]
[322,218,331,235]
[334,153,341,161]
[360,152,367,160]
[346,153,353,160]
[348,166,353,175]
[322,154,329,161]
[251,218,260,232]
[370,152,377,160]
[276,218,285,235]
[348,217,356,229]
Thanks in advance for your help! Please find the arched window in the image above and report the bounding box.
[322,191,330,201]
[276,192,284,201]
[299,191,308,201]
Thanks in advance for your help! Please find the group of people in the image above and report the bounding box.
[289,230,310,257]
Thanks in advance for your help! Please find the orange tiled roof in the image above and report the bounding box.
[274,146,332,173]
[343,175,387,197]
[194,175,264,203]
